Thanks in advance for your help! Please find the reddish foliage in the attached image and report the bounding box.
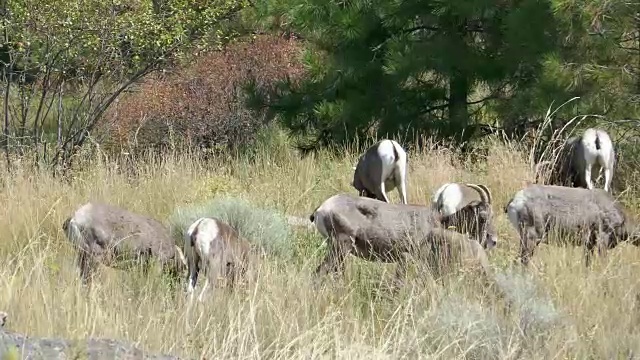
[101,34,306,153]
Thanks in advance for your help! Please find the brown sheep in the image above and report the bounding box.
[431,182,498,250]
[62,202,187,285]
[537,128,616,192]
[352,139,408,204]
[309,194,492,287]
[184,217,251,302]
[505,184,638,266]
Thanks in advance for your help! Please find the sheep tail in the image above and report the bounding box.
[63,218,84,247]
[392,142,399,163]
[309,203,324,223]
[190,224,200,247]
[503,198,513,214]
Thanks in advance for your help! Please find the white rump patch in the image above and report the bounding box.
[376,140,399,188]
[506,190,527,231]
[190,217,218,259]
[312,195,343,238]
[436,183,464,217]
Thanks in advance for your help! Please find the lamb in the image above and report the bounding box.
[309,194,492,287]
[184,217,251,302]
[352,139,408,204]
[538,128,616,192]
[431,182,498,249]
[62,202,188,285]
[504,183,637,266]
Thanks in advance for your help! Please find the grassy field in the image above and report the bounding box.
[1,133,640,359]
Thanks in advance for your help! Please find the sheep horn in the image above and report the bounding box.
[476,184,492,204]
[466,183,491,204]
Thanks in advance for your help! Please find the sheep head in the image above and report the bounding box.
[464,183,498,250]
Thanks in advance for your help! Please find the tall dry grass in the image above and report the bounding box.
[1,133,640,359]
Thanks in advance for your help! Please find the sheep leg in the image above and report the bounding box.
[585,164,594,190]
[583,237,596,268]
[77,250,98,286]
[199,254,222,302]
[456,234,498,296]
[396,182,408,205]
[186,258,200,301]
[391,252,410,291]
[595,230,611,264]
[377,182,391,203]
[197,279,209,302]
[315,232,351,278]
[519,226,539,266]
[604,166,612,192]
[582,226,608,267]
[225,260,244,289]
[569,170,581,188]
[360,188,377,200]
[394,168,408,205]
[427,251,445,283]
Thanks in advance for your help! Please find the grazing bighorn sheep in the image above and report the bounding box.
[62,202,187,285]
[352,139,408,204]
[309,194,492,286]
[505,184,637,267]
[431,182,498,249]
[538,128,616,192]
[184,217,251,302]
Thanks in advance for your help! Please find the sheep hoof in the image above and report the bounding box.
[0,311,7,328]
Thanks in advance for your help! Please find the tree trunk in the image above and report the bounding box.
[448,70,469,141]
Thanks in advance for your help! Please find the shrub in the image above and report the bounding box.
[168,196,293,259]
[0,346,19,360]
[100,34,305,156]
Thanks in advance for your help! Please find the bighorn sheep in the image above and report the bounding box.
[184,217,251,302]
[352,139,408,204]
[538,128,616,192]
[0,311,6,328]
[431,182,498,249]
[62,202,187,285]
[309,194,492,287]
[505,184,637,266]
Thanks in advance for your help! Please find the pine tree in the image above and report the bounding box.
[247,0,558,149]
[493,0,640,133]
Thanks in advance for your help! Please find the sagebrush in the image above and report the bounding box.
[168,196,293,259]
[0,134,639,359]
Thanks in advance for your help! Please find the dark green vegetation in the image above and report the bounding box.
[1,0,640,188]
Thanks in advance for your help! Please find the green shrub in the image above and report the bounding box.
[0,346,19,360]
[168,196,293,259]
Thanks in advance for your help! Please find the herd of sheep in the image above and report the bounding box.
[58,127,639,302]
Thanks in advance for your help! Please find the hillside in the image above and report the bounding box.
[1,135,639,359]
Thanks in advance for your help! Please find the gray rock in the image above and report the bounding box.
[0,326,183,360]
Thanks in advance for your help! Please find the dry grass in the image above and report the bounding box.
[1,133,640,359]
